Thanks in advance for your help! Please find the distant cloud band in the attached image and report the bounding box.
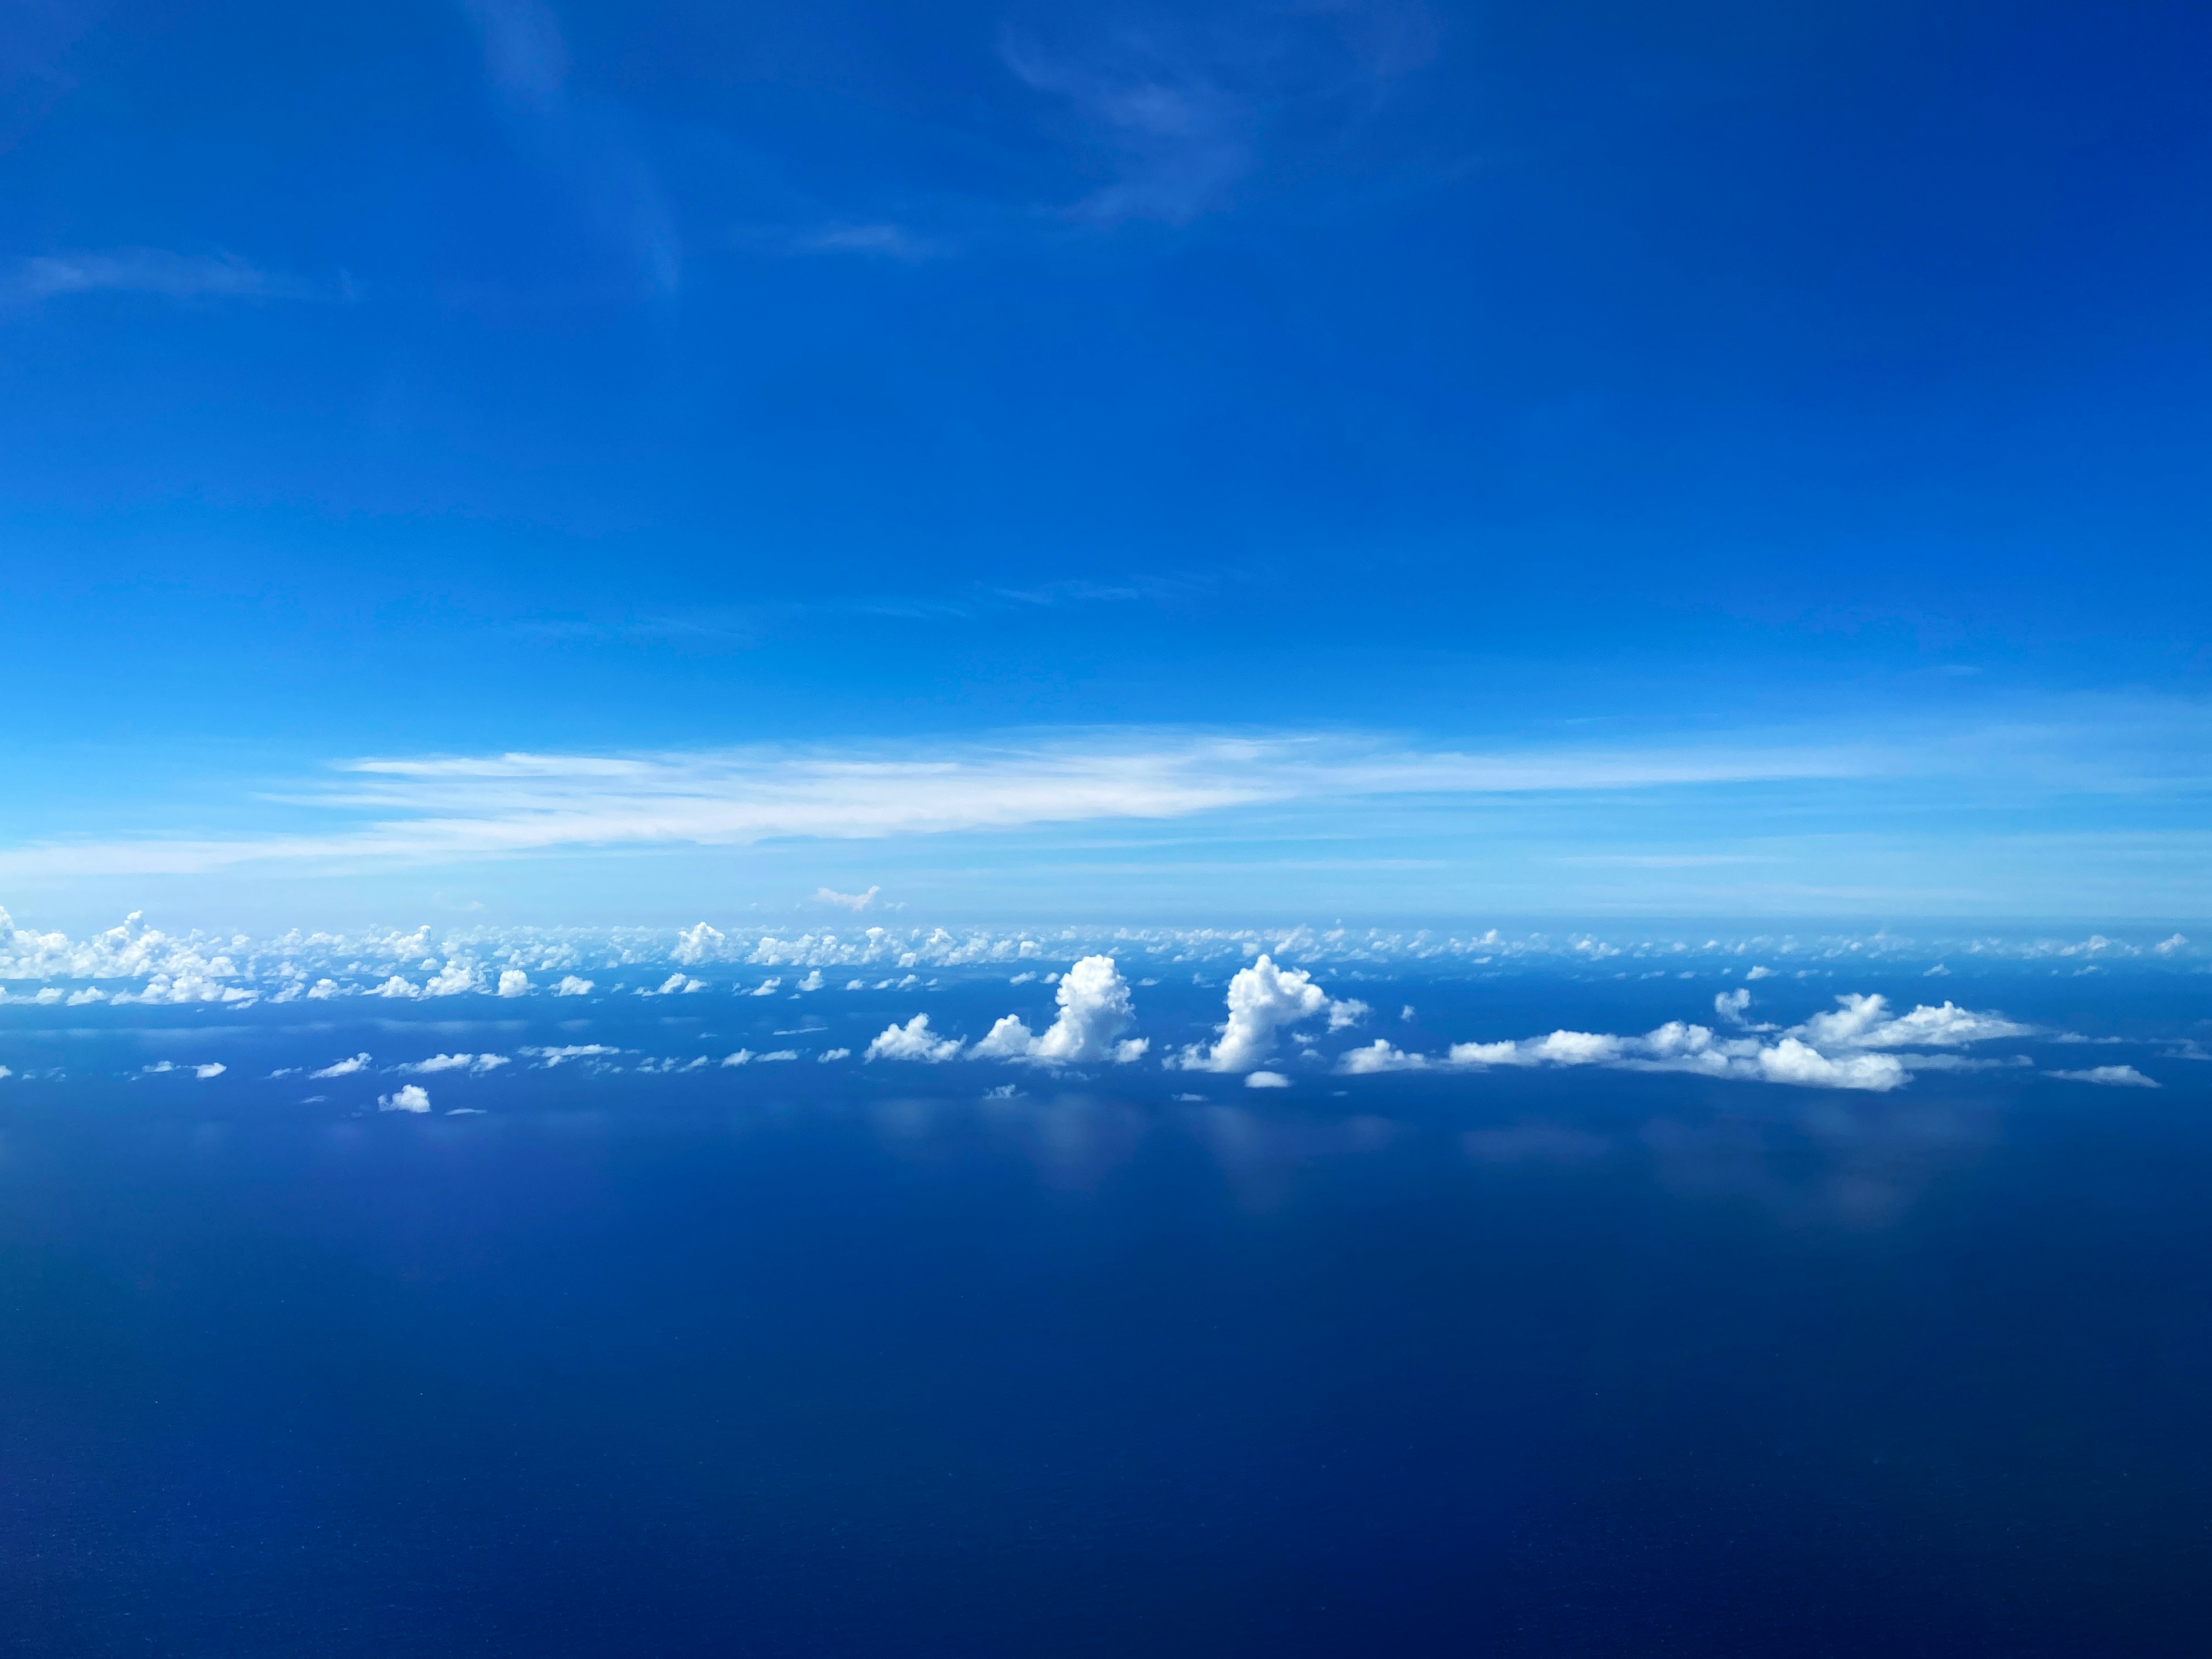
[0,731,1880,877]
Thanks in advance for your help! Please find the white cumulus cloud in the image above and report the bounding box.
[865,1014,964,1062]
[969,954,1147,1066]
[310,1052,372,1078]
[378,1084,432,1113]
[1178,954,1328,1073]
[497,968,532,997]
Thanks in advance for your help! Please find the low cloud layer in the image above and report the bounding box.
[1340,992,2050,1093]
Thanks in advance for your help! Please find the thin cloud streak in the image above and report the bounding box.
[0,730,1885,878]
[2,248,302,304]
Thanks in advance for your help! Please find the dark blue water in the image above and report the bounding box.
[3,968,2209,1654]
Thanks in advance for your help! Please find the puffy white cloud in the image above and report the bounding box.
[672,922,727,964]
[797,969,824,992]
[971,955,1146,1066]
[817,886,880,911]
[423,959,481,996]
[865,1014,964,1062]
[1529,1031,1622,1065]
[2050,1065,2159,1088]
[2153,933,2188,957]
[371,976,420,999]
[819,1047,852,1062]
[1326,998,1370,1032]
[1338,1039,1428,1074]
[194,1062,226,1080]
[0,1065,11,1080]
[1794,994,2032,1051]
[497,968,532,997]
[1445,1039,1521,1066]
[378,1084,432,1113]
[1714,988,1752,1024]
[310,1052,372,1078]
[1245,1071,1291,1089]
[1179,955,1328,1073]
[749,978,782,997]
[1751,1039,1907,1091]
[1745,965,1775,981]
[554,975,594,996]
[721,1050,755,1066]
[394,1053,510,1075]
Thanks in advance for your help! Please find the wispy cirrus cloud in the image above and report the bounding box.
[1002,1,1441,224]
[2,248,304,305]
[459,0,679,296]
[0,729,1882,878]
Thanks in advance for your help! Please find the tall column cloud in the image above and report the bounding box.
[971,954,1147,1065]
[1177,953,1332,1073]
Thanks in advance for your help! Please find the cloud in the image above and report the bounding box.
[1245,1070,1291,1089]
[1795,994,2033,1050]
[970,954,1147,1065]
[377,1084,432,1113]
[393,1053,509,1075]
[459,0,679,296]
[1179,954,1329,1073]
[497,968,532,997]
[1003,31,1256,224]
[1000,4,1438,226]
[2050,1065,2159,1088]
[0,732,1883,879]
[1326,998,1370,1032]
[865,1014,964,1063]
[819,1048,852,1062]
[1338,1038,1427,1074]
[194,1062,225,1080]
[310,1052,372,1078]
[522,1043,619,1067]
[1339,990,2043,1093]
[554,975,594,995]
[797,969,824,992]
[817,885,881,912]
[784,224,945,260]
[650,972,705,994]
[2,248,298,305]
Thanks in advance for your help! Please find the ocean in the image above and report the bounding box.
[2,962,2206,1654]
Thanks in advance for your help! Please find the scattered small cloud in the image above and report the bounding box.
[817,885,881,912]
[393,1053,510,1075]
[2049,1065,2158,1088]
[310,1052,372,1078]
[378,1083,432,1113]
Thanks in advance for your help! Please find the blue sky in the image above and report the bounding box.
[4,0,2210,929]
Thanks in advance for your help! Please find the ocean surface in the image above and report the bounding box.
[2,963,2208,1655]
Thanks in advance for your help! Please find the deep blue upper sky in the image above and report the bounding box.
[4,0,2210,925]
